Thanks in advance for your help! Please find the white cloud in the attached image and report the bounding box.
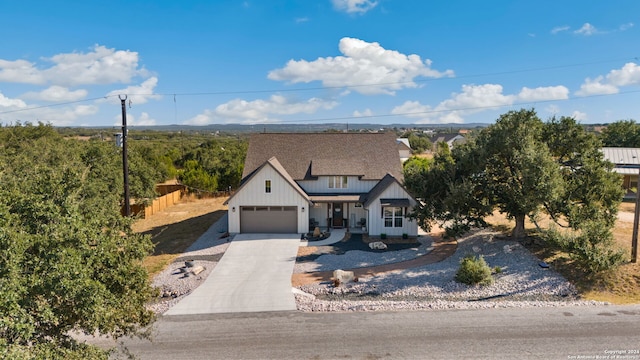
[545,104,560,115]
[439,84,515,110]
[353,108,373,117]
[391,100,432,118]
[0,59,44,84]
[574,23,599,36]
[392,83,568,124]
[331,0,378,14]
[103,77,161,105]
[575,62,640,96]
[606,62,640,87]
[295,17,309,23]
[0,92,27,108]
[517,86,569,101]
[185,95,338,125]
[268,37,454,95]
[23,86,88,102]
[0,45,147,86]
[571,110,587,121]
[576,76,619,96]
[46,45,147,86]
[23,104,98,126]
[115,112,156,126]
[551,25,570,34]
[620,22,634,31]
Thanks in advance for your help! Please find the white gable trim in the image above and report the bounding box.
[227,161,311,234]
[365,181,418,237]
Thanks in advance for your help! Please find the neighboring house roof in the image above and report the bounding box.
[601,147,640,175]
[242,132,404,181]
[225,156,311,205]
[429,133,465,144]
[396,138,411,149]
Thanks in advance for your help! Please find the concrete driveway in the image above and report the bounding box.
[165,233,300,315]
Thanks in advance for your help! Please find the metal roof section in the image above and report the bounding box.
[601,147,640,173]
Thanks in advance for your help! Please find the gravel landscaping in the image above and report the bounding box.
[295,229,605,312]
[148,219,605,315]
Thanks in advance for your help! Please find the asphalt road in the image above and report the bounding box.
[94,305,640,360]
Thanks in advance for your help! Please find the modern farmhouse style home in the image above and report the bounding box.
[225,132,418,237]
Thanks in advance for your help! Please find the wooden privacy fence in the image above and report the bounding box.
[125,183,234,218]
[129,189,184,218]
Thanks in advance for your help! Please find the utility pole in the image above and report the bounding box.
[632,166,640,263]
[120,95,131,217]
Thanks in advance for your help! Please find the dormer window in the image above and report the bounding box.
[328,176,348,189]
[265,179,272,193]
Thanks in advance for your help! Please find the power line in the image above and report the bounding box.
[0,56,638,125]
[218,89,640,124]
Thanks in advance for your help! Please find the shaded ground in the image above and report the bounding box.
[132,195,228,277]
[297,234,420,263]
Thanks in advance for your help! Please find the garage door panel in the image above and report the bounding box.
[240,206,297,233]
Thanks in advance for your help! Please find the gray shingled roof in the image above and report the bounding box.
[242,132,403,181]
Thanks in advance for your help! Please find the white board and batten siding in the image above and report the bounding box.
[297,176,378,194]
[366,181,418,237]
[227,165,309,234]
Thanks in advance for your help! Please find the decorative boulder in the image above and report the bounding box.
[333,269,355,285]
[313,227,321,237]
[369,241,388,250]
[191,265,205,275]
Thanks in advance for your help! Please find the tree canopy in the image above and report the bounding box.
[599,119,640,147]
[0,124,156,358]
[404,109,625,271]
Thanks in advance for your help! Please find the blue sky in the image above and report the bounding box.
[1,0,639,127]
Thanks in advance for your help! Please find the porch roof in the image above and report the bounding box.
[380,198,412,207]
[309,194,365,203]
[614,168,640,175]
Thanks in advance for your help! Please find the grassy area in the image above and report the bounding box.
[485,206,640,304]
[132,195,228,278]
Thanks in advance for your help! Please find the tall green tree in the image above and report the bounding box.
[600,119,640,147]
[476,109,563,238]
[408,133,432,154]
[405,109,626,269]
[0,124,156,358]
[542,116,623,229]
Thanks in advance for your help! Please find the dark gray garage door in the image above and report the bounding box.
[240,206,298,233]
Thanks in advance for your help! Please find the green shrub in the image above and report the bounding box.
[455,255,494,286]
[544,223,626,273]
[493,266,503,274]
[380,233,387,239]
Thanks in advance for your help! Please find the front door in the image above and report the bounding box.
[332,202,343,227]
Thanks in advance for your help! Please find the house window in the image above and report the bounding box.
[383,207,404,228]
[265,179,271,193]
[328,176,348,189]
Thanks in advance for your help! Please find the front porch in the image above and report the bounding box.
[307,196,368,234]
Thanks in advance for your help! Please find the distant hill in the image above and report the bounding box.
[73,122,491,134]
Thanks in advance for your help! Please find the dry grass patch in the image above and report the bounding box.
[485,206,640,304]
[133,195,228,278]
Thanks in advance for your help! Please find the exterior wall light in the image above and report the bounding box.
[232,207,236,212]
[302,207,305,212]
